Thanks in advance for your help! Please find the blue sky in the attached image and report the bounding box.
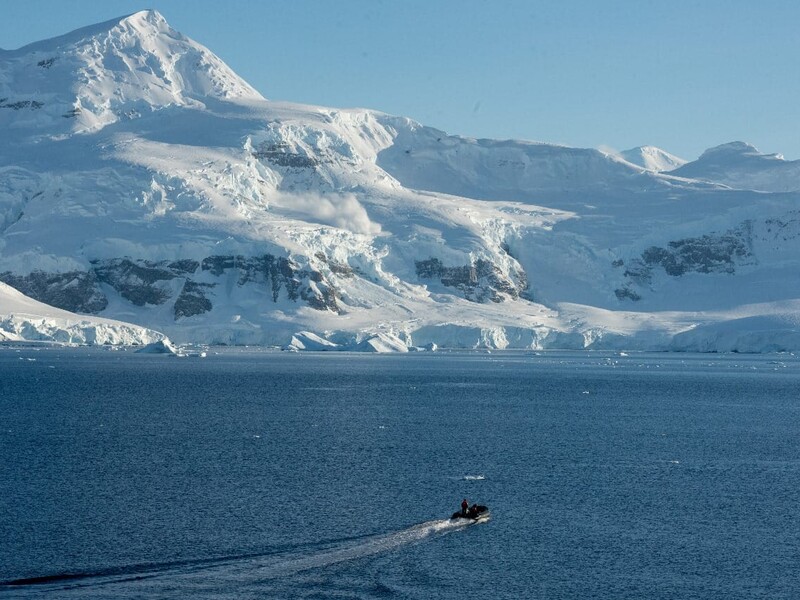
[2,0,799,160]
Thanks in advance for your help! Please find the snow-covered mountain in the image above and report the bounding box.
[0,10,261,137]
[671,142,800,192]
[618,145,687,172]
[2,10,800,352]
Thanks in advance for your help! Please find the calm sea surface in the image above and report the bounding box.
[1,348,799,599]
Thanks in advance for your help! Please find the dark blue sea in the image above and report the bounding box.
[1,348,799,599]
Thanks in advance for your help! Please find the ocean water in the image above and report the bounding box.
[1,348,799,599]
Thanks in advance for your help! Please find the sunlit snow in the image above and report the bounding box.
[2,10,800,352]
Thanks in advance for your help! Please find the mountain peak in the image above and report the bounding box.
[618,145,686,172]
[698,141,761,160]
[123,8,167,25]
[693,141,787,166]
[0,10,264,135]
[9,9,169,55]
[108,9,171,39]
[671,141,799,192]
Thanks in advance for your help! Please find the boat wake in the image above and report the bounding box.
[0,518,486,598]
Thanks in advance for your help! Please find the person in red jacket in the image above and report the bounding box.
[461,498,469,517]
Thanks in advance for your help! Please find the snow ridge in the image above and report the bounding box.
[618,145,687,172]
[672,142,800,192]
[0,9,263,136]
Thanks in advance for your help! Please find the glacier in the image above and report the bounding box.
[1,10,800,352]
[0,281,163,345]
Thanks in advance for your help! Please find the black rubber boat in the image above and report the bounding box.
[450,504,489,521]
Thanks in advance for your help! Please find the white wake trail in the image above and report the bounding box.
[241,518,479,581]
[52,517,489,598]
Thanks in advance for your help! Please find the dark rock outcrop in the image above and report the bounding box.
[251,142,319,169]
[174,280,214,319]
[614,286,642,301]
[314,252,354,277]
[0,99,44,110]
[415,257,527,303]
[615,223,754,300]
[0,270,107,313]
[200,254,338,311]
[2,253,340,319]
[92,258,192,306]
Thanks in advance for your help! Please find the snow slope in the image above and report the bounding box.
[0,281,164,345]
[2,11,800,352]
[618,146,687,172]
[672,142,800,192]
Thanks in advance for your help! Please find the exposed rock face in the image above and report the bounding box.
[199,254,338,311]
[0,98,44,111]
[762,211,800,243]
[314,252,354,277]
[174,280,214,319]
[251,142,320,169]
[93,258,198,306]
[415,257,527,303]
[615,224,754,300]
[0,270,107,313]
[613,286,642,302]
[1,254,339,320]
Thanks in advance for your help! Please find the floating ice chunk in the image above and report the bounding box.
[286,331,339,351]
[347,332,408,353]
[135,339,179,355]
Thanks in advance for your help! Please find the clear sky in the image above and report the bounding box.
[2,0,799,160]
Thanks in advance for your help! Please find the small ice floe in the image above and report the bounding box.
[135,339,179,355]
[179,345,209,358]
[348,332,408,353]
[582,390,590,394]
[410,342,438,352]
[285,331,339,352]
[618,352,629,357]
[463,474,486,481]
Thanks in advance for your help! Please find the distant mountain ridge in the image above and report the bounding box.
[672,141,800,192]
[618,145,687,172]
[2,10,800,352]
